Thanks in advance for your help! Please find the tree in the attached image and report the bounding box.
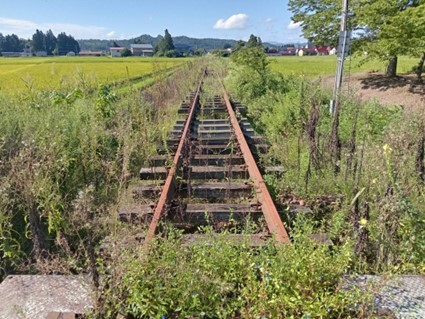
[155,29,175,56]
[0,33,4,53]
[32,29,46,52]
[247,34,263,48]
[288,0,342,46]
[288,0,422,77]
[232,40,246,52]
[231,46,271,94]
[2,34,23,52]
[120,48,132,57]
[56,32,80,55]
[353,0,422,77]
[359,1,425,80]
[45,30,57,56]
[194,48,206,56]
[223,43,232,50]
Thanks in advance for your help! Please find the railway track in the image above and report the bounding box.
[120,72,290,244]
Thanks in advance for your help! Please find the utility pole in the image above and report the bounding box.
[330,0,350,114]
[330,0,350,175]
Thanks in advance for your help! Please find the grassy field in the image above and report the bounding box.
[0,56,188,94]
[269,55,419,77]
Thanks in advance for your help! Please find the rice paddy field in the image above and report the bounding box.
[269,55,419,77]
[0,55,419,95]
[0,56,187,94]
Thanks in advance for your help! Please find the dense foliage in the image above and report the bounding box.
[0,29,80,56]
[100,226,364,319]
[288,0,425,78]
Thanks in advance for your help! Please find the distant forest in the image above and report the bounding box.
[78,34,280,52]
[0,30,283,56]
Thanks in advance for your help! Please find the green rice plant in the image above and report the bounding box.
[0,56,188,94]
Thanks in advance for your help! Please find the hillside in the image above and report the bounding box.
[78,34,280,52]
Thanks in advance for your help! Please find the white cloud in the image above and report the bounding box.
[106,31,116,39]
[265,18,274,24]
[0,16,118,39]
[213,13,249,30]
[288,21,302,30]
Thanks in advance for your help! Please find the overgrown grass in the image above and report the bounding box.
[97,224,377,319]
[0,59,201,280]
[226,49,425,274]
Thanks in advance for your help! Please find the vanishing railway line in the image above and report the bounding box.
[120,71,290,244]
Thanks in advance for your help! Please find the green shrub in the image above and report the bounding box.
[100,225,368,319]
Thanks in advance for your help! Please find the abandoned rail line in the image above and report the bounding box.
[120,71,290,244]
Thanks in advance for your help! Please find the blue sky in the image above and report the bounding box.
[0,0,304,43]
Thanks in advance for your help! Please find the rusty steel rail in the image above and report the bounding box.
[145,80,203,242]
[222,89,290,244]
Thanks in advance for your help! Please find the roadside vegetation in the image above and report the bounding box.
[226,45,424,275]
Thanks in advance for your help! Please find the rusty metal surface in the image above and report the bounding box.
[222,89,290,243]
[0,275,92,319]
[145,82,202,242]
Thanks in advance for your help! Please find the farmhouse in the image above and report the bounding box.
[21,48,33,57]
[110,47,126,57]
[130,44,154,56]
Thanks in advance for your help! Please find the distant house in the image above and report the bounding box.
[280,45,296,56]
[35,51,47,57]
[21,48,33,57]
[79,51,103,57]
[130,44,154,56]
[315,46,331,55]
[110,47,126,57]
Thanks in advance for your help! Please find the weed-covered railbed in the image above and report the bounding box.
[0,53,423,318]
[226,46,424,274]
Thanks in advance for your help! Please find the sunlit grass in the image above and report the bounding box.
[269,55,419,77]
[0,56,189,94]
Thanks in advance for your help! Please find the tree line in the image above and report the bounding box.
[288,0,425,81]
[0,29,80,56]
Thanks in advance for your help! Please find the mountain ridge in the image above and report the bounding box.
[78,34,283,52]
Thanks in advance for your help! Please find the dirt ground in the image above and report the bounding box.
[322,72,425,111]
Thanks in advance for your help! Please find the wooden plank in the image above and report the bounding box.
[140,167,168,180]
[189,165,248,179]
[190,154,244,166]
[181,182,252,198]
[118,205,154,223]
[132,184,163,200]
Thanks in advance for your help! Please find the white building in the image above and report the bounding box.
[110,47,126,57]
[130,44,154,56]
